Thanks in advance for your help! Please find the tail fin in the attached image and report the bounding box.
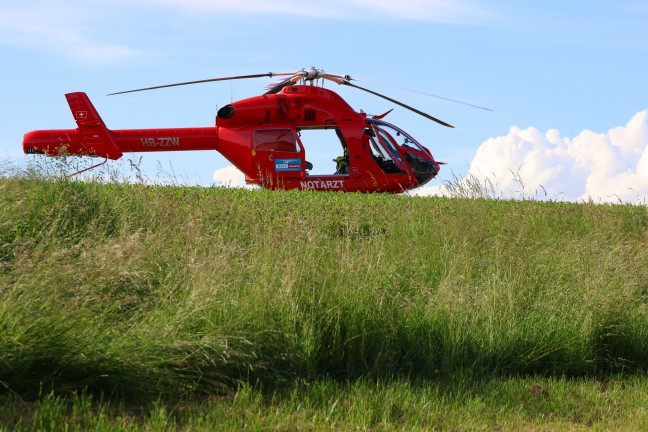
[65,92,123,160]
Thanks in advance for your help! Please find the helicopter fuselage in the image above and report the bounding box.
[23,85,442,193]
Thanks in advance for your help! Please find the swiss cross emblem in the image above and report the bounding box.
[76,111,88,119]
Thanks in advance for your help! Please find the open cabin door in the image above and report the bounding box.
[365,124,408,175]
[251,128,305,185]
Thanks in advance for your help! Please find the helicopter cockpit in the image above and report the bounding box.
[365,119,441,186]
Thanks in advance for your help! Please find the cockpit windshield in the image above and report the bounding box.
[367,119,429,154]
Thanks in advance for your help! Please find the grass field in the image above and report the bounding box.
[1,165,647,430]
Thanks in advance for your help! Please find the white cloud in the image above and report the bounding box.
[0,0,498,64]
[131,0,498,23]
[212,165,256,189]
[0,2,139,65]
[351,0,498,22]
[415,110,648,204]
[138,0,334,16]
[410,184,449,197]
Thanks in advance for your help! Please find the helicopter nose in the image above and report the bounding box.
[432,162,441,175]
[405,152,440,186]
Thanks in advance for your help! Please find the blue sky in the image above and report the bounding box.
[1,1,647,202]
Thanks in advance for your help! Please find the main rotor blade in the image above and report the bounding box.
[353,78,493,111]
[108,72,298,96]
[341,81,454,128]
[319,73,352,84]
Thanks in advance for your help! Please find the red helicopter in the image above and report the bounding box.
[23,67,481,193]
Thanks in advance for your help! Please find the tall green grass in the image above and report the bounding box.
[3,377,648,430]
[1,169,647,402]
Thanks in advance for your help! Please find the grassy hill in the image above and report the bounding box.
[1,175,647,429]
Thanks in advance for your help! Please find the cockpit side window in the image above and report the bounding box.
[366,130,387,160]
[376,128,404,163]
[365,127,406,174]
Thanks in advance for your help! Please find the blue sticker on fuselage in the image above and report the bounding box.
[275,158,302,172]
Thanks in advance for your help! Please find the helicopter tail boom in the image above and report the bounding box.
[23,92,123,160]
[23,92,219,159]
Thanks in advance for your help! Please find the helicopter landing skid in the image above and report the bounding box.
[66,157,108,178]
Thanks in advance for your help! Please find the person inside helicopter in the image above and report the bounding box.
[333,145,349,175]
